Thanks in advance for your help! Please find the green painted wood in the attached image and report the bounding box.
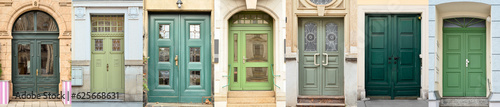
[12,39,59,95]
[443,27,486,97]
[365,14,421,99]
[228,12,274,91]
[298,18,344,96]
[91,33,125,92]
[148,14,211,103]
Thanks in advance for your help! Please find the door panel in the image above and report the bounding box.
[365,14,421,99]
[148,14,211,103]
[299,18,344,96]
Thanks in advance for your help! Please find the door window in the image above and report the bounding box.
[17,44,31,75]
[40,44,54,75]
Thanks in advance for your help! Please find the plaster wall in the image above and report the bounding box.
[358,0,428,5]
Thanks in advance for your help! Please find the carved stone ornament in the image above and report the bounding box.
[299,0,343,9]
[128,7,139,20]
[75,7,85,20]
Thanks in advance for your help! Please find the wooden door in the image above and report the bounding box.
[443,18,486,96]
[148,14,211,103]
[13,39,59,95]
[365,14,421,99]
[91,15,125,93]
[298,18,344,95]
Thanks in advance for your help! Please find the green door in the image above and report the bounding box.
[298,18,344,95]
[148,14,211,103]
[13,39,60,95]
[12,11,60,95]
[365,14,421,99]
[228,12,274,91]
[91,15,125,93]
[443,18,486,97]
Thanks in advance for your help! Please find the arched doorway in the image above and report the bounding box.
[442,17,486,97]
[228,11,274,90]
[11,11,60,95]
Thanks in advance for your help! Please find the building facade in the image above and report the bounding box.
[71,0,144,102]
[0,0,72,102]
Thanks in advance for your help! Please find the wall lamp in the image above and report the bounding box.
[177,0,183,8]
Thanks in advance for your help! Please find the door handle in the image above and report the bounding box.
[243,56,247,64]
[175,55,179,66]
[466,59,470,67]
[107,64,109,72]
[313,53,320,66]
[323,53,329,66]
[36,69,38,76]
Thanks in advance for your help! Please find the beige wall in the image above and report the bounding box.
[0,0,72,97]
[358,0,428,5]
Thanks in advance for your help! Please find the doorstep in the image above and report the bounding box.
[146,103,213,107]
[0,101,70,107]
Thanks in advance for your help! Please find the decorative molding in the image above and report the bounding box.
[0,1,12,7]
[32,0,39,7]
[59,2,71,7]
[298,0,345,10]
[245,0,257,10]
[62,31,71,36]
[0,31,8,36]
[74,7,86,20]
[128,7,139,20]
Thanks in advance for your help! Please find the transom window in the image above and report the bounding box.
[91,15,124,32]
[230,12,271,25]
[13,11,58,32]
[443,18,486,28]
[310,0,332,5]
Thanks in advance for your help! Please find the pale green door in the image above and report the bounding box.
[298,18,344,95]
[91,15,125,93]
[228,12,274,91]
[443,18,486,97]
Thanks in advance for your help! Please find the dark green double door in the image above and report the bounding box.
[148,14,211,103]
[443,21,486,96]
[299,18,344,95]
[13,39,59,95]
[365,14,421,99]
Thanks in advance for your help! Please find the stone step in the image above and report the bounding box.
[227,97,276,104]
[440,97,488,107]
[297,103,346,107]
[297,96,345,103]
[228,91,275,98]
[227,103,276,107]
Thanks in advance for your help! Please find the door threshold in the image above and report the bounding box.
[366,96,419,100]
[441,97,488,99]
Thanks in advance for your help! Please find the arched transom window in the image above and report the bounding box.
[443,18,486,28]
[13,11,58,32]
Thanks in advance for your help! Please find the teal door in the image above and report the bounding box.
[365,14,421,99]
[12,11,60,95]
[148,14,211,103]
[228,12,274,91]
[443,18,486,97]
[298,18,344,95]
